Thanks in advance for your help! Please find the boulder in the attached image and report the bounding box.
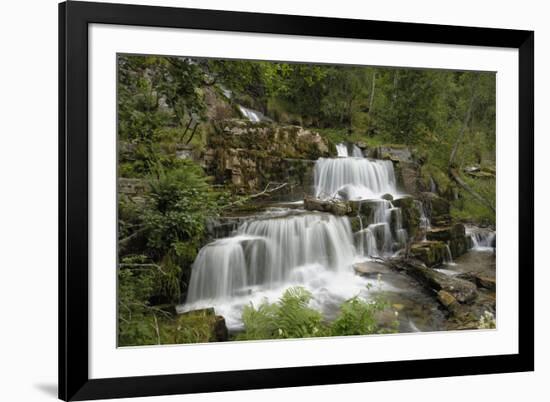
[381,193,394,201]
[176,308,229,342]
[401,260,478,304]
[410,241,449,267]
[476,276,496,291]
[426,223,471,259]
[392,197,421,239]
[427,224,465,242]
[304,196,351,216]
[374,146,413,163]
[353,261,392,277]
[420,192,450,219]
[437,290,458,309]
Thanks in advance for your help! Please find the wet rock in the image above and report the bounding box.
[420,192,450,219]
[456,272,496,291]
[426,223,471,259]
[393,196,421,239]
[427,224,465,242]
[353,261,392,277]
[410,241,448,267]
[374,146,413,163]
[348,216,363,233]
[204,121,330,194]
[304,196,351,216]
[394,161,421,195]
[381,193,394,201]
[397,259,478,304]
[437,290,458,309]
[476,276,496,291]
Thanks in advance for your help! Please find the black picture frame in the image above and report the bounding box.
[59,1,534,400]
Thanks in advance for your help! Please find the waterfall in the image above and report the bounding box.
[238,105,266,123]
[352,145,363,157]
[417,200,431,241]
[335,142,363,158]
[354,199,407,258]
[466,226,496,250]
[314,158,397,200]
[186,212,356,305]
[336,143,348,157]
[443,244,454,265]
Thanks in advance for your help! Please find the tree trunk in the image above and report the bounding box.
[368,71,376,114]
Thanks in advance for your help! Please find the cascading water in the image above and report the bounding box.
[238,105,266,123]
[466,226,496,250]
[336,143,348,157]
[354,200,407,258]
[314,157,398,200]
[182,212,371,327]
[335,142,363,158]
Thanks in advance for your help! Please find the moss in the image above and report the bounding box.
[159,309,228,344]
[393,197,421,239]
[410,241,448,267]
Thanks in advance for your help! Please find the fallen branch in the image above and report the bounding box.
[449,168,495,213]
[119,263,167,275]
[118,227,147,248]
[221,182,288,210]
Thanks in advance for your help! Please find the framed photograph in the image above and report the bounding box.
[59,1,534,400]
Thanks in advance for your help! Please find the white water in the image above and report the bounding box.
[335,142,362,158]
[314,157,398,200]
[466,226,496,250]
[238,105,265,123]
[181,145,409,329]
[182,211,386,328]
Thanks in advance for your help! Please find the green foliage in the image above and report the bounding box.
[330,296,389,336]
[237,287,397,341]
[118,256,219,346]
[140,160,222,258]
[451,177,496,226]
[238,287,325,340]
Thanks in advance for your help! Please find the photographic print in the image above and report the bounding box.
[117,54,496,347]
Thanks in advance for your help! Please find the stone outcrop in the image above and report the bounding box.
[392,196,422,239]
[419,192,451,226]
[410,241,449,267]
[203,120,331,195]
[426,223,472,259]
[393,259,478,304]
[304,196,351,216]
[374,146,413,163]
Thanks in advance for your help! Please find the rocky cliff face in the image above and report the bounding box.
[202,120,332,197]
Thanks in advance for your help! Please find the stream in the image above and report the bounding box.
[177,142,496,332]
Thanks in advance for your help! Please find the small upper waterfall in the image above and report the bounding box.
[336,143,348,157]
[186,212,356,305]
[336,142,363,158]
[238,105,267,123]
[314,157,397,200]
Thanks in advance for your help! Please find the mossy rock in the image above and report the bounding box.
[393,196,421,239]
[426,223,466,242]
[410,241,448,267]
[170,308,228,343]
[348,216,363,233]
